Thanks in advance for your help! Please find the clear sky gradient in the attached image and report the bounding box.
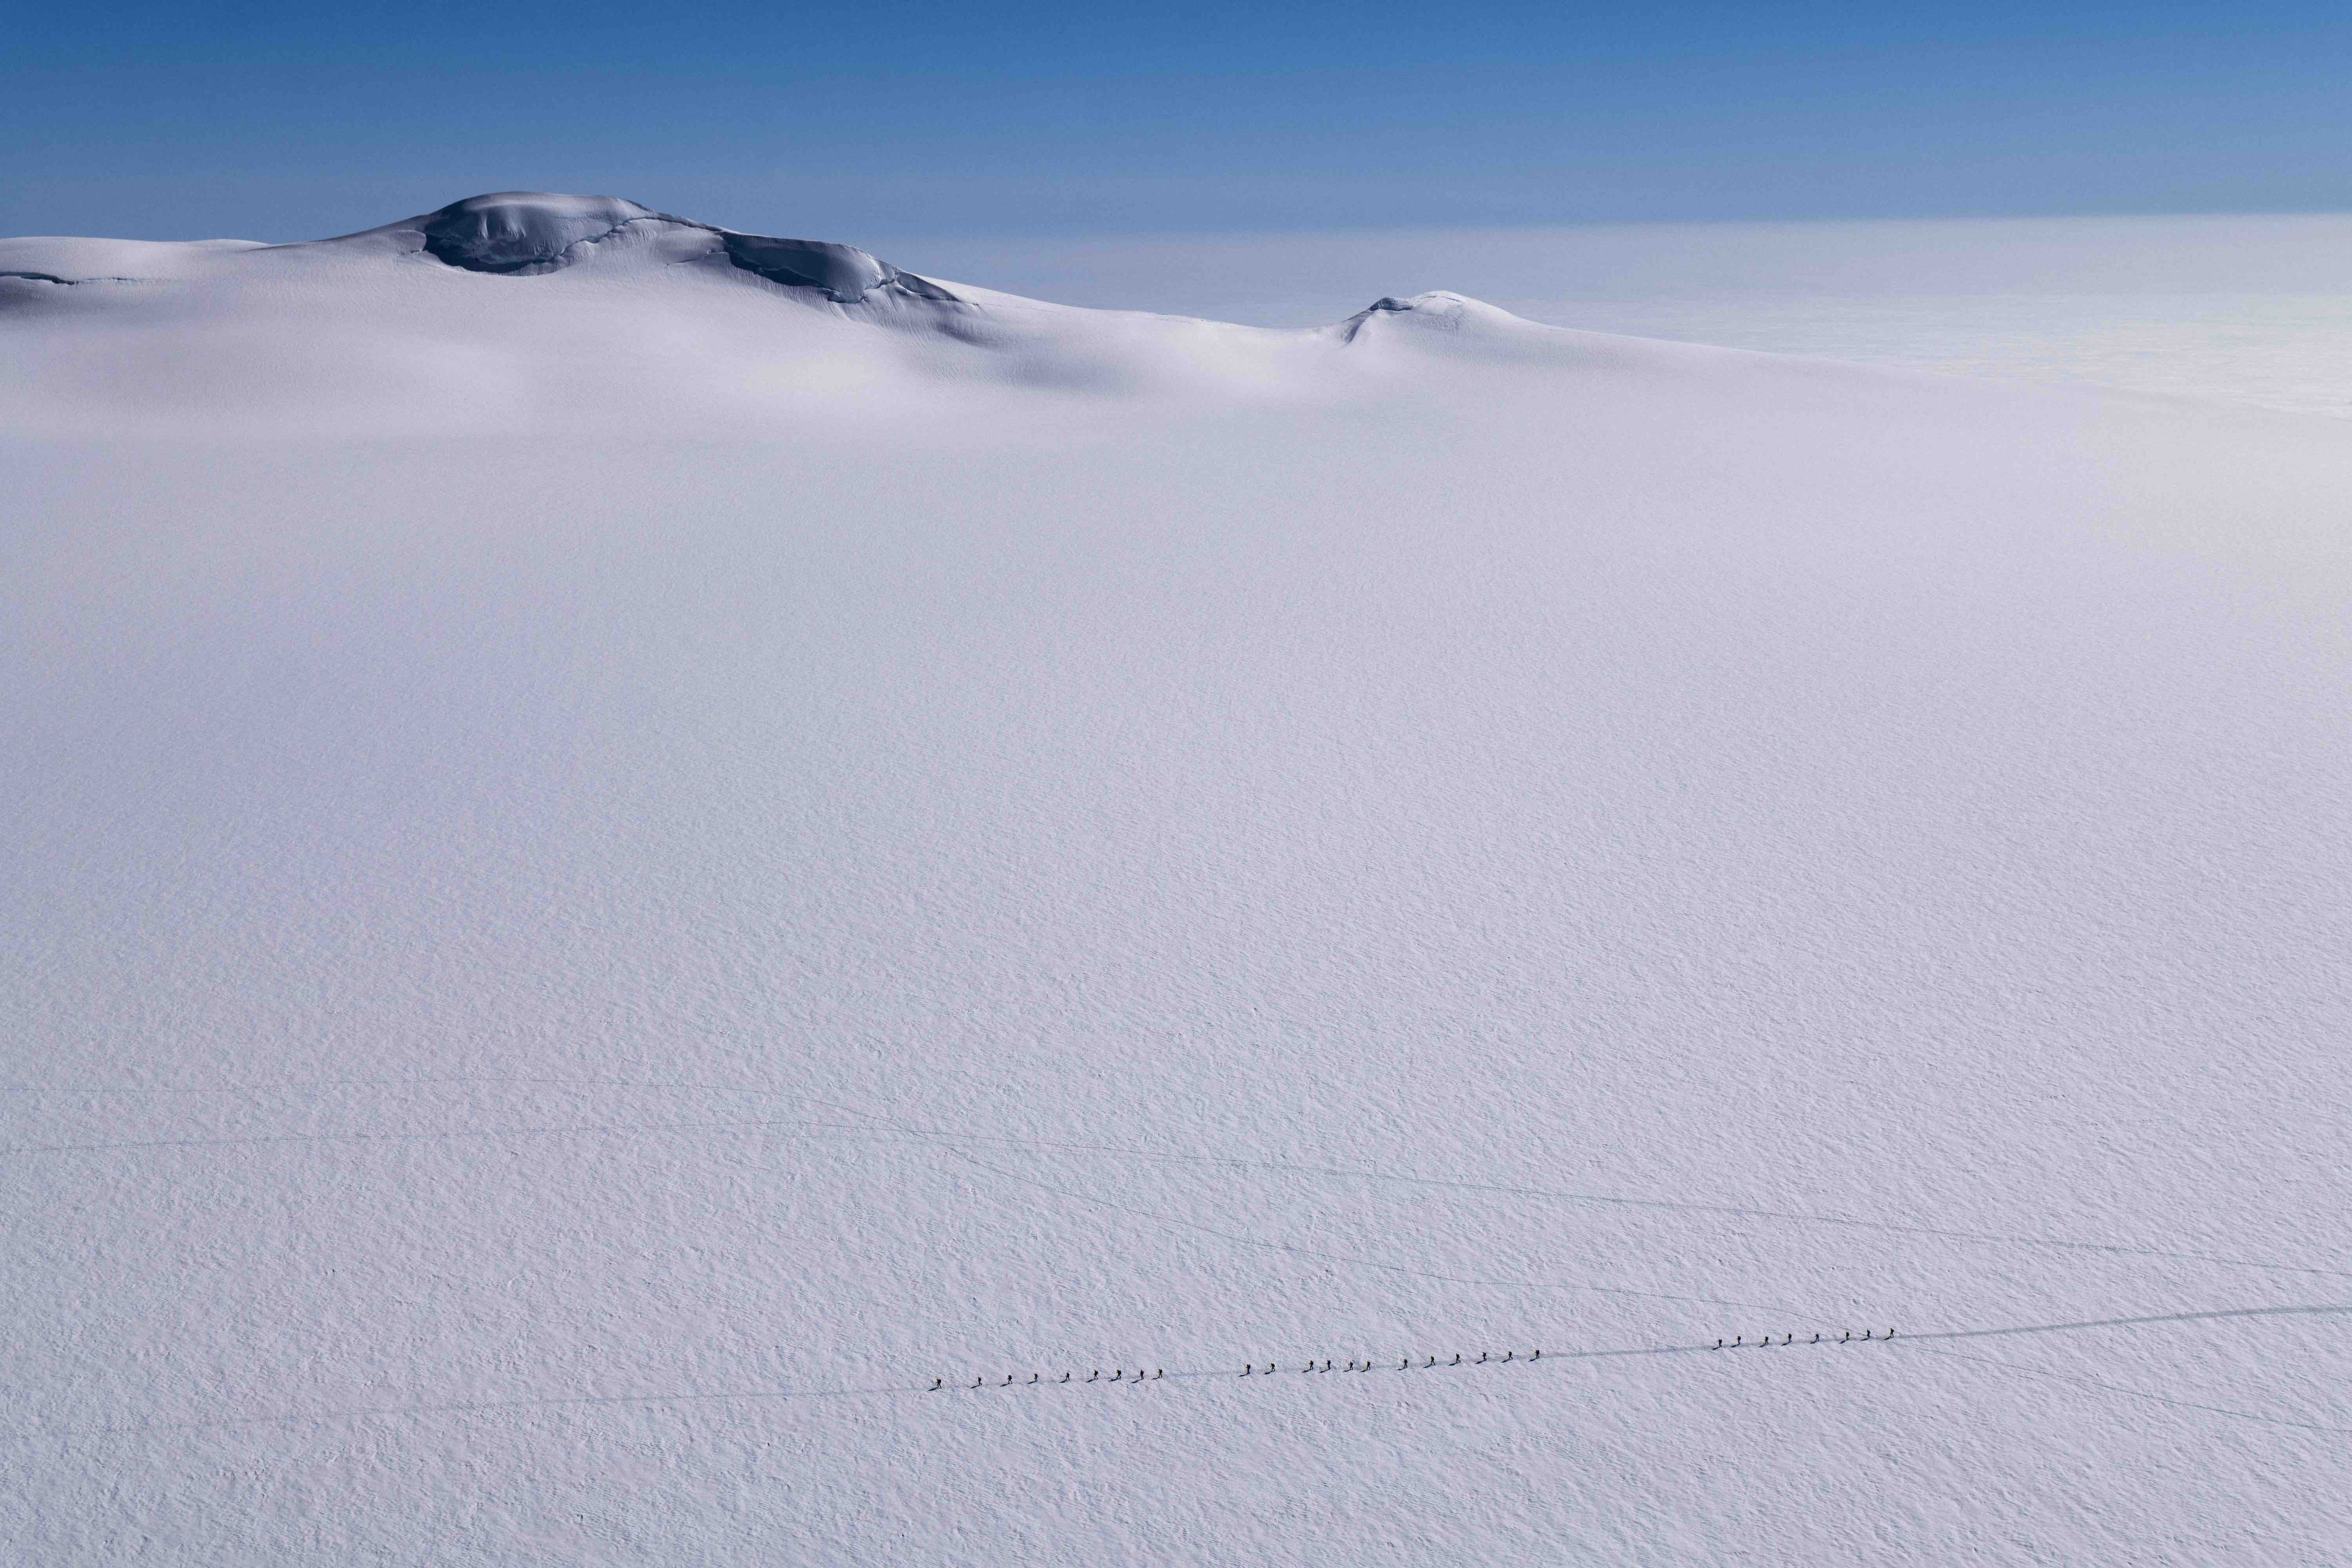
[7,2,2351,241]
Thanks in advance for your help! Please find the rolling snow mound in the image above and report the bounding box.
[0,191,1696,434]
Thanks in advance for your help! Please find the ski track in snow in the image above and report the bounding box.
[9,1074,2344,1284]
[36,1307,2352,1446]
[10,1071,2348,1446]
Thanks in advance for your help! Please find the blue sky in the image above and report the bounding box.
[6,2,2351,241]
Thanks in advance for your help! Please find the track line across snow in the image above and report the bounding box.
[40,1303,2352,1443]
[9,1074,2343,1284]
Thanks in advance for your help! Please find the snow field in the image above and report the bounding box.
[5,195,2351,1563]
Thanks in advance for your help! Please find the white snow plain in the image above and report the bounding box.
[5,194,2351,1565]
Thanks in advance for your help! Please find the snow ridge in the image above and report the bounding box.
[391,191,962,304]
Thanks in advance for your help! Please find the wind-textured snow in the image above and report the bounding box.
[4,193,2350,1565]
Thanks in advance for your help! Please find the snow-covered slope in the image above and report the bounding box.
[0,192,1775,436]
[5,194,2350,1566]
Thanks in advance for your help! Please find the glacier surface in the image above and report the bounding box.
[4,193,2350,1565]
